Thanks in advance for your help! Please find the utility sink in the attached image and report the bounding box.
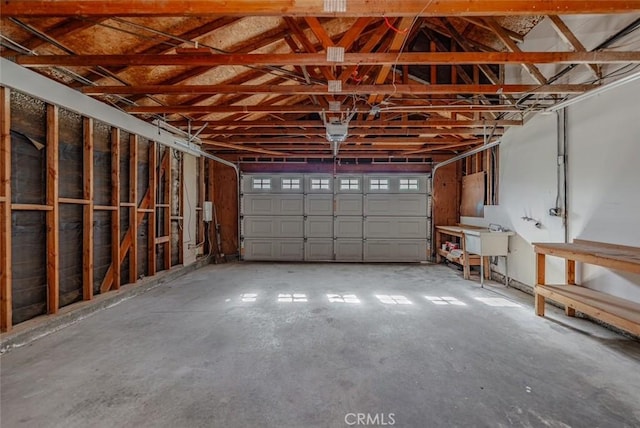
[463,230,514,256]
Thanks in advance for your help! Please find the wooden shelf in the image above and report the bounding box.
[437,248,482,266]
[534,239,640,336]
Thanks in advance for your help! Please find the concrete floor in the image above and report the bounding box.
[1,263,639,428]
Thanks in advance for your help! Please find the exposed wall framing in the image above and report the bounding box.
[0,87,194,332]
[462,147,499,206]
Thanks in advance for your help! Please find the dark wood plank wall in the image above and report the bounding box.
[212,162,238,257]
[432,162,461,228]
[0,88,195,332]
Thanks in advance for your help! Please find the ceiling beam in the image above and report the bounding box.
[201,140,291,156]
[202,127,506,136]
[126,104,526,114]
[82,83,594,96]
[172,119,523,128]
[212,136,483,145]
[16,52,640,67]
[4,1,639,17]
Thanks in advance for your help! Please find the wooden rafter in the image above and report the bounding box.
[210,136,482,145]
[126,104,524,114]
[368,17,416,106]
[4,1,639,17]
[14,51,640,67]
[82,83,595,96]
[459,17,525,43]
[484,17,548,84]
[547,15,601,78]
[175,119,522,128]
[202,127,507,137]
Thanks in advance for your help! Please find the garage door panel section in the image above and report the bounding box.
[305,174,333,193]
[242,194,304,216]
[243,216,303,238]
[336,175,363,194]
[241,173,430,262]
[365,175,428,193]
[305,194,333,216]
[243,239,304,261]
[335,239,363,261]
[335,216,363,238]
[364,217,428,239]
[364,194,427,217]
[305,216,333,238]
[305,239,334,261]
[364,240,427,262]
[242,175,304,193]
[335,194,363,216]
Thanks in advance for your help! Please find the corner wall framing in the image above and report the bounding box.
[0,86,194,332]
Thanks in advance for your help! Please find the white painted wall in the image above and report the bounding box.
[182,154,199,266]
[462,78,640,303]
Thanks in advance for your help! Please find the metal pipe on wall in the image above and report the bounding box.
[429,140,502,259]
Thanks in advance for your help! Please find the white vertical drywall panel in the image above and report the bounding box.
[464,75,640,301]
[566,78,640,302]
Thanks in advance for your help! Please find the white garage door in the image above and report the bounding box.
[241,173,431,262]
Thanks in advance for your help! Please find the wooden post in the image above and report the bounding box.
[207,159,216,255]
[83,117,94,300]
[165,148,172,270]
[178,153,184,265]
[46,104,60,314]
[111,128,120,290]
[197,156,205,250]
[129,134,138,284]
[148,141,157,276]
[0,87,12,332]
[535,252,546,316]
[565,259,576,316]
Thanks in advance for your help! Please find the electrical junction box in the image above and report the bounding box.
[203,201,213,222]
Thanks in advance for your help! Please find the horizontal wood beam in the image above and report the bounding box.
[203,127,506,136]
[127,104,524,114]
[14,52,640,67]
[205,137,483,145]
[173,119,523,128]
[82,83,595,96]
[202,141,292,156]
[4,1,639,17]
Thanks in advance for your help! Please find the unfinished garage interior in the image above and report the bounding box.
[1,1,640,426]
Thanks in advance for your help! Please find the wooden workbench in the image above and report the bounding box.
[534,239,640,336]
[435,224,488,280]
